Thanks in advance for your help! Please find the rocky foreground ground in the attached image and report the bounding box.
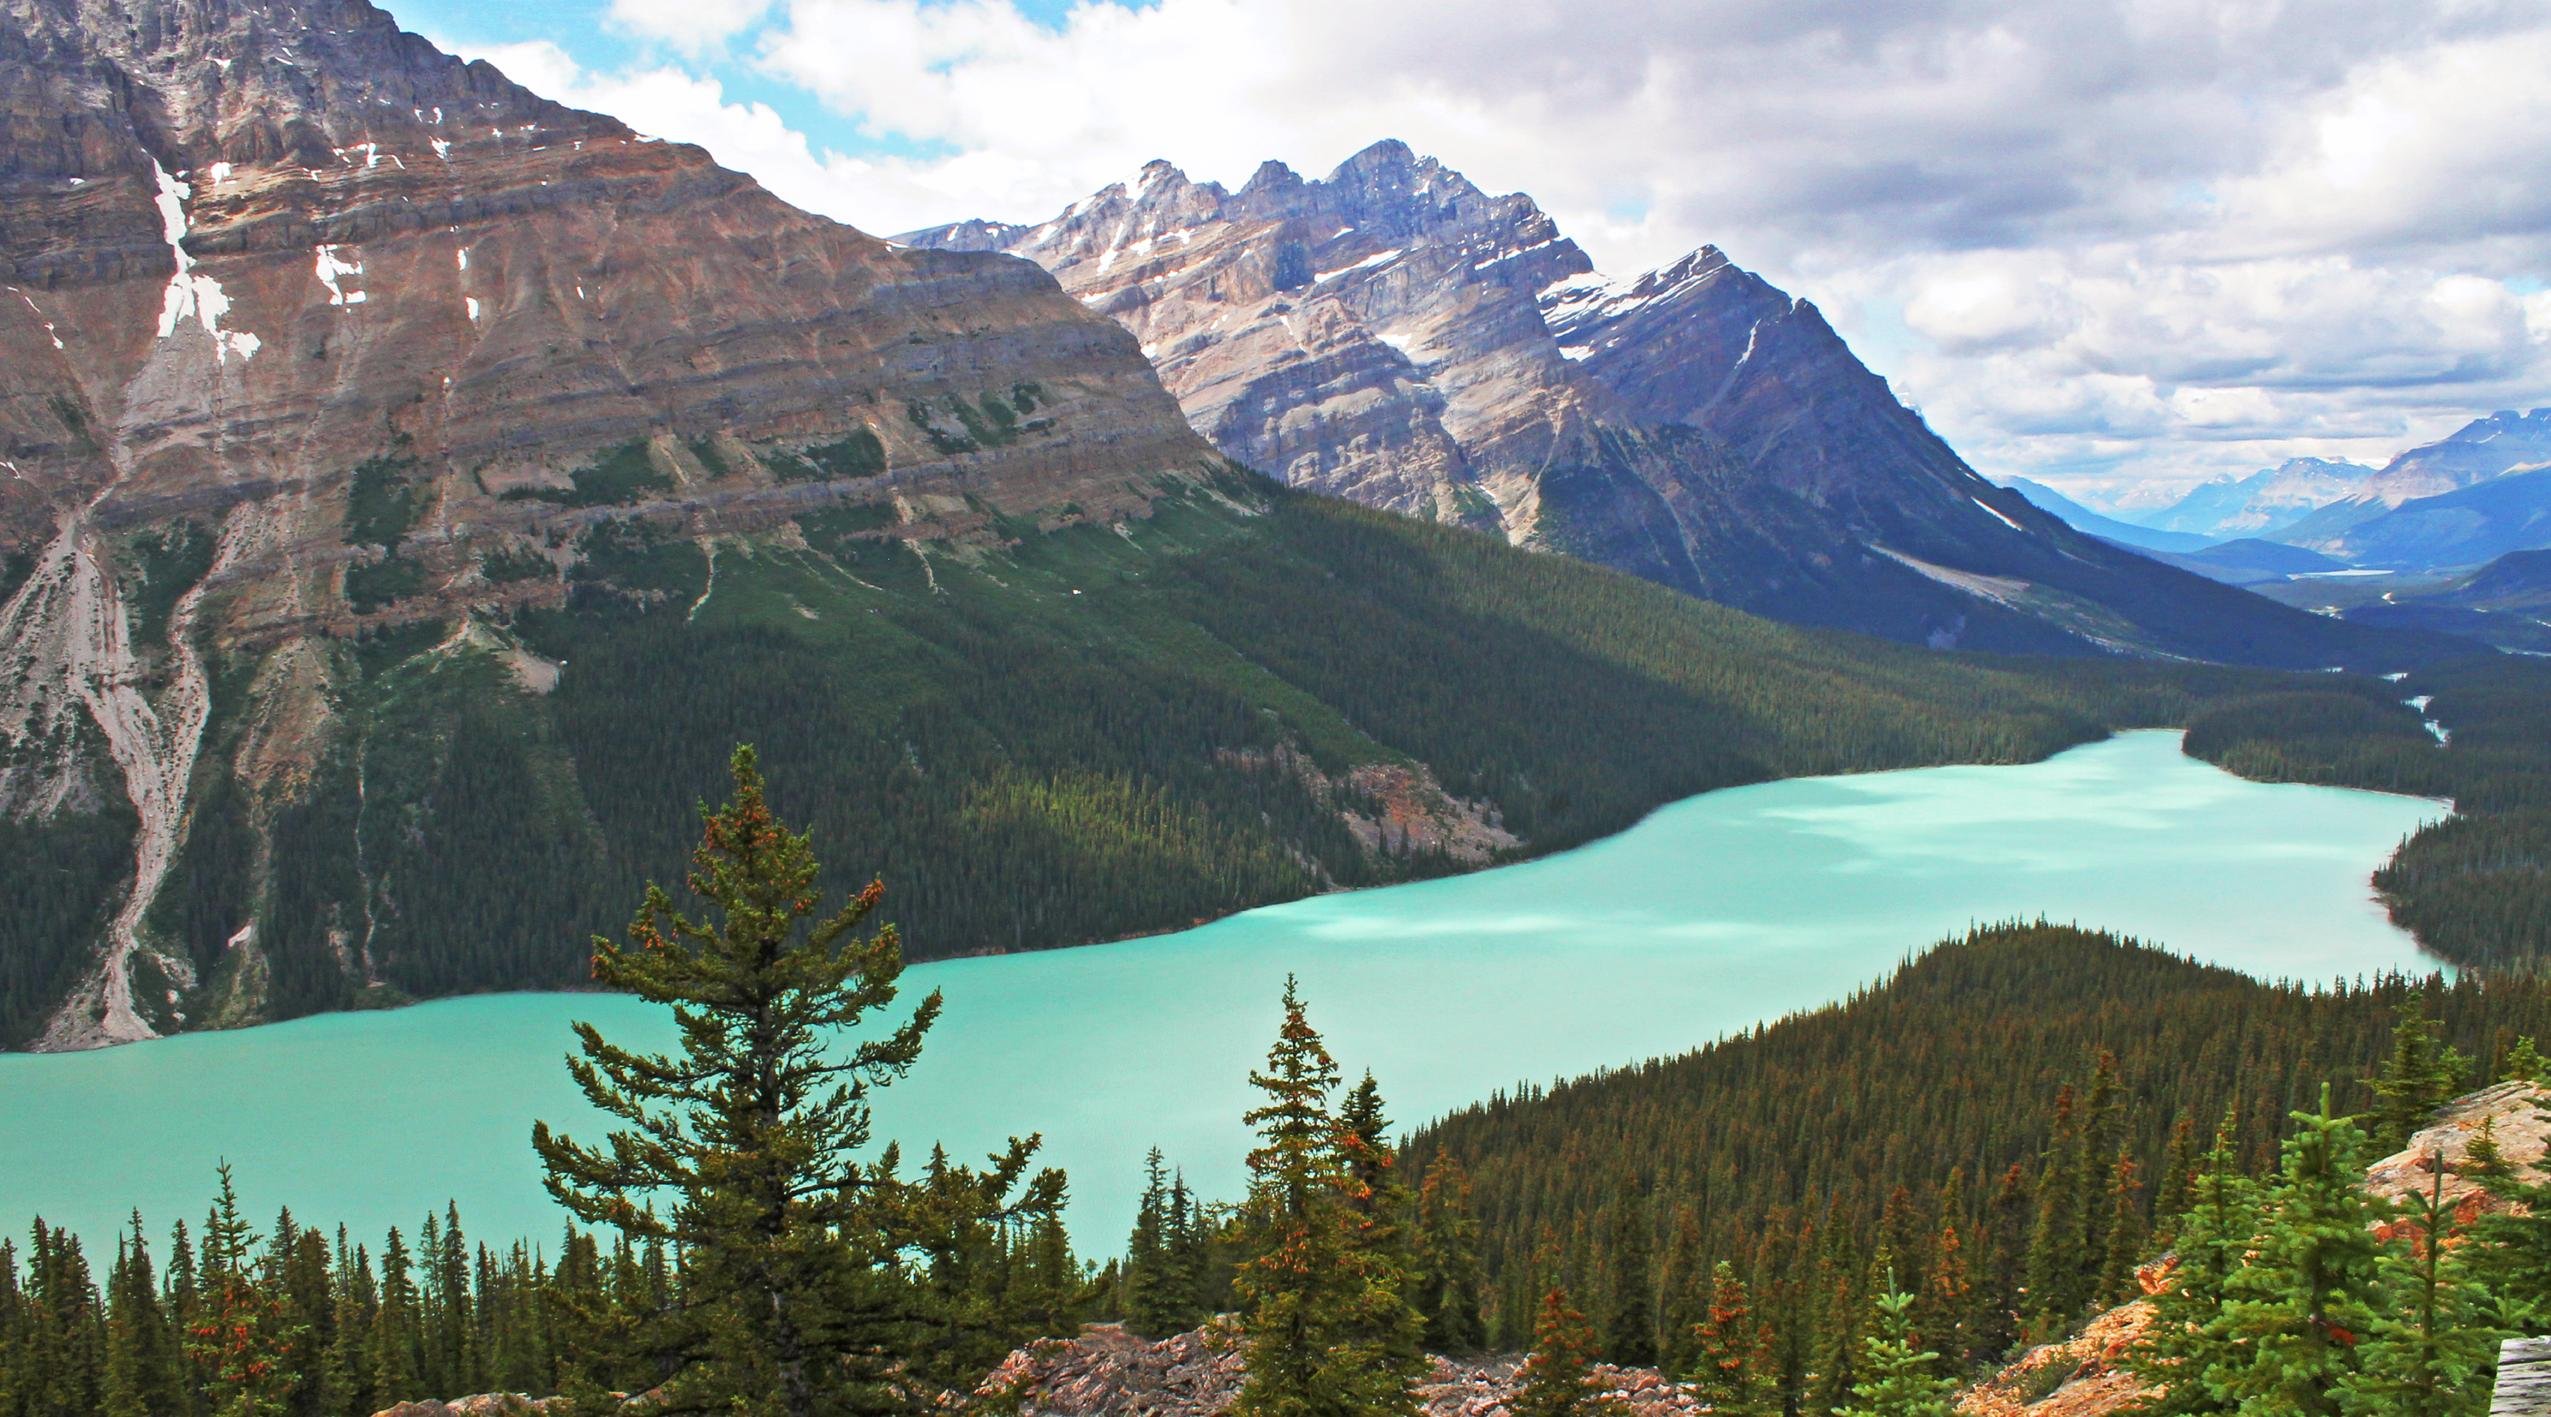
[978,1322,1704,1416]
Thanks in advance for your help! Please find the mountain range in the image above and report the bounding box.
[903,149,2423,664]
[7,0,2405,1051]
[2129,456,2376,541]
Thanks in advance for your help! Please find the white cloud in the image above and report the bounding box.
[606,0,774,51]
[456,0,2551,499]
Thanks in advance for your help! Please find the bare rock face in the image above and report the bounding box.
[908,144,2446,667]
[0,0,1216,1049]
[977,1322,1707,1417]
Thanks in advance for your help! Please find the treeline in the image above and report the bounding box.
[0,1159,1085,1416]
[1351,923,2551,1408]
[95,474,2272,1040]
[2181,654,2551,971]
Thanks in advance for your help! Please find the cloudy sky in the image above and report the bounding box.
[398,0,2550,508]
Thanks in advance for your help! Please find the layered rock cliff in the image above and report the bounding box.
[908,145,2446,665]
[0,0,1216,1049]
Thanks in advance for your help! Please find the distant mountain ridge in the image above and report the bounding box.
[905,145,2438,666]
[2005,478,2218,554]
[2135,457,2376,541]
[2276,409,2551,552]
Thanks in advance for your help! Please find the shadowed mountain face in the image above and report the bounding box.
[906,145,2441,666]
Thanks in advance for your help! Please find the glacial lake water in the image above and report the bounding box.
[0,731,2447,1259]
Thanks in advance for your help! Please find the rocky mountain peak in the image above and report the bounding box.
[908,144,2426,665]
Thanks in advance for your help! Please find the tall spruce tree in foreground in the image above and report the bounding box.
[2204,1087,2388,1416]
[1837,1282,1956,1417]
[533,744,1055,1416]
[1231,976,1424,1416]
[2126,1112,2257,1416]
[2342,1154,2503,1416]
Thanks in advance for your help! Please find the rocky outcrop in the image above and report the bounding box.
[0,0,1219,1048]
[371,1398,561,1417]
[1959,1082,2551,1415]
[906,144,2448,668]
[976,1322,1706,1417]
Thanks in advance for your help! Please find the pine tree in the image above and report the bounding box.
[2365,998,2469,1154]
[1973,1163,2029,1361]
[2205,1087,2388,1415]
[2342,1153,2505,1416]
[2127,1111,2257,1416]
[1230,976,1424,1417]
[371,1228,421,1406]
[1124,1149,1177,1337]
[102,1212,183,1417]
[2094,1149,2144,1308]
[2505,1036,2546,1084]
[1411,1152,1487,1354]
[189,1167,300,1417]
[1511,1286,1604,1417]
[2464,1116,2511,1179]
[1837,1282,1956,1417]
[1599,1200,1655,1366]
[534,745,1041,1416]
[1687,1260,1773,1416]
[2150,1116,2200,1245]
[2024,1082,2088,1330]
[1917,1172,1974,1369]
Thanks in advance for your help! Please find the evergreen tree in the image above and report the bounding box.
[534,744,1041,1416]
[2365,998,2469,1154]
[1411,1152,1487,1354]
[1918,1173,1974,1369]
[2205,1087,2388,1416]
[370,1228,421,1406]
[2505,1036,2546,1084]
[1124,1149,1177,1337]
[1511,1286,1604,1417]
[2464,1116,2511,1179]
[189,1167,300,1417]
[2094,1149,2144,1308]
[1230,976,1424,1417]
[103,1213,182,1417]
[2024,1082,2088,1330]
[1599,1200,1655,1366]
[2127,1112,2257,1416]
[1837,1283,1956,1417]
[2342,1154,2505,1416]
[1686,1260,1772,1416]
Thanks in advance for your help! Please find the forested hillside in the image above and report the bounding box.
[1393,924,2549,1403]
[6,472,2278,1047]
[2180,654,2551,970]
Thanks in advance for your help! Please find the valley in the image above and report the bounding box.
[0,730,2445,1264]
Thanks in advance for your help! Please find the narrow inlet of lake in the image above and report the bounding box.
[0,731,2445,1256]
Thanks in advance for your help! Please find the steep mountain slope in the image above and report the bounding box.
[2133,456,2374,540]
[0,0,2285,1051]
[2275,408,2551,551]
[2005,478,2217,554]
[0,0,1217,1049]
[906,146,2438,666]
[2318,463,2551,570]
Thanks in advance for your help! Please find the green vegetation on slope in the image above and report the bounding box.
[1396,924,2551,1391]
[99,472,2301,1035]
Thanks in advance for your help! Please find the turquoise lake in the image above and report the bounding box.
[0,730,2447,1259]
